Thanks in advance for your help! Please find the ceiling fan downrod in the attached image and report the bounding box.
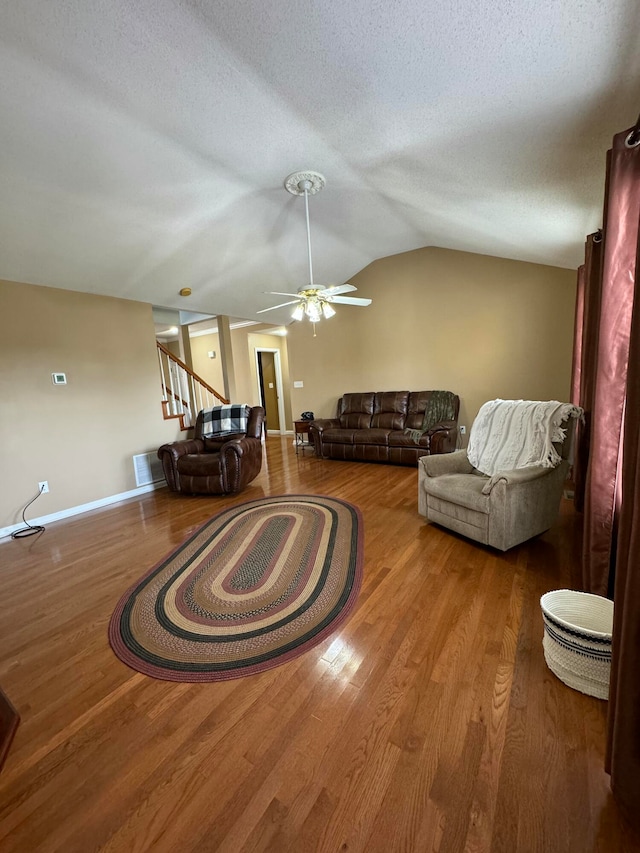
[284,171,326,292]
[302,181,314,288]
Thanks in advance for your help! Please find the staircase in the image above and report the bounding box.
[156,341,228,430]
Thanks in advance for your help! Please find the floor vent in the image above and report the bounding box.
[133,452,164,487]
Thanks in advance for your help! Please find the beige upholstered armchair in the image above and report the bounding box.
[418,400,581,551]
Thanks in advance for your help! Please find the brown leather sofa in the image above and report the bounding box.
[158,406,265,495]
[309,391,459,466]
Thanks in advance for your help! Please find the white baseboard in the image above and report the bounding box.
[0,481,166,541]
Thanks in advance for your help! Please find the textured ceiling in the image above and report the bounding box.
[1,0,639,324]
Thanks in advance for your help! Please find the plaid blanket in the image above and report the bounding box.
[200,404,251,438]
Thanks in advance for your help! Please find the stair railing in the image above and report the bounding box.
[156,341,228,429]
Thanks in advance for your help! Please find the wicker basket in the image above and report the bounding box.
[540,589,614,700]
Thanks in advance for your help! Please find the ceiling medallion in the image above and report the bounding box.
[284,171,326,196]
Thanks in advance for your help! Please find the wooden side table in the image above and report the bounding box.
[294,420,314,455]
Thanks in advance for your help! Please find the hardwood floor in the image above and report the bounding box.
[0,437,638,852]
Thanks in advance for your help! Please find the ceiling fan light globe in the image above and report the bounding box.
[291,304,305,321]
[306,302,322,323]
[321,302,336,319]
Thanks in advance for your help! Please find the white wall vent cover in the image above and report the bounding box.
[133,452,164,487]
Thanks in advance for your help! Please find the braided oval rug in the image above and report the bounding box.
[108,494,363,682]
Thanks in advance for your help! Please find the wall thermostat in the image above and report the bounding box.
[52,373,67,385]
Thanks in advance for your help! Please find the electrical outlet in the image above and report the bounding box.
[459,425,466,435]
[38,480,49,493]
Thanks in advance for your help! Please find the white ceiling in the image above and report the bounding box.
[2,0,639,325]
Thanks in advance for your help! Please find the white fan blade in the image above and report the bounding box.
[319,283,357,296]
[265,291,303,298]
[256,300,300,313]
[331,296,372,306]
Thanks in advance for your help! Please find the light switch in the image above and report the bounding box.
[293,380,304,388]
[268,382,274,388]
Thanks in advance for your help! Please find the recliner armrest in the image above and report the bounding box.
[157,439,206,492]
[158,438,206,461]
[425,419,457,434]
[419,449,473,477]
[427,420,458,454]
[309,418,340,433]
[220,437,263,493]
[308,419,340,456]
[481,465,554,495]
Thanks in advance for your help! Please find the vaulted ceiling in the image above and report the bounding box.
[2,1,639,325]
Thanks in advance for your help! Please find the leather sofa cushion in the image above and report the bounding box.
[340,412,374,430]
[354,428,391,446]
[370,391,409,430]
[339,392,375,429]
[323,428,357,445]
[178,452,223,477]
[202,433,244,452]
[405,391,432,431]
[371,411,405,429]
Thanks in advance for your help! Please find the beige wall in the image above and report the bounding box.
[191,326,293,430]
[1,280,182,530]
[189,332,225,395]
[285,247,577,436]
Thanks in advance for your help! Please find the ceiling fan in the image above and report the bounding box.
[257,171,372,334]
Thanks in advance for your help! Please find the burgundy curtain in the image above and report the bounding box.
[574,120,640,828]
[581,129,640,596]
[570,264,584,406]
[606,205,640,830]
[573,233,604,514]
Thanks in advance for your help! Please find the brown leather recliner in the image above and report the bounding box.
[158,406,265,495]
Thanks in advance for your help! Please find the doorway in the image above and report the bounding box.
[255,349,285,433]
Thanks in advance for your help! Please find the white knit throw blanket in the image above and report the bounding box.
[467,399,583,476]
